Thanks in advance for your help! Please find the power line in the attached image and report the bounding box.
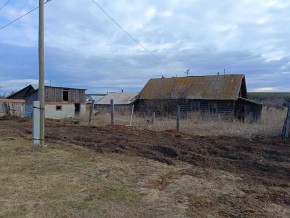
[0,0,12,11]
[0,0,52,31]
[90,0,164,63]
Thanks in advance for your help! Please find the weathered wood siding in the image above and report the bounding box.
[68,89,86,103]
[198,100,234,115]
[0,102,24,117]
[24,104,33,117]
[25,87,86,103]
[45,87,63,102]
[25,92,38,103]
[137,99,234,116]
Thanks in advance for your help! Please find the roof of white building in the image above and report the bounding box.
[96,92,139,105]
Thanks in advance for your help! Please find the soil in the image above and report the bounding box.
[1,116,290,217]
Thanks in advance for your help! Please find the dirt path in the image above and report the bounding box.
[1,118,289,184]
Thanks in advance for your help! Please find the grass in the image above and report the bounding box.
[1,138,194,217]
[83,106,287,138]
[0,139,143,217]
[1,137,289,217]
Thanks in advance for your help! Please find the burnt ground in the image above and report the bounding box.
[1,117,290,217]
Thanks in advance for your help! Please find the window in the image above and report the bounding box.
[63,89,68,101]
[56,105,62,111]
[191,102,200,112]
[209,103,217,114]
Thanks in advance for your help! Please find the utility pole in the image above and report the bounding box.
[39,0,45,145]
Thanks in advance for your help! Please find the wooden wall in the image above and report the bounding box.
[68,89,86,103]
[137,99,235,116]
[137,98,261,121]
[0,101,24,117]
[25,87,86,103]
[25,92,38,103]
[45,87,63,102]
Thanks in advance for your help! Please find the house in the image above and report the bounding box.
[95,92,139,111]
[137,74,262,121]
[0,99,25,117]
[8,85,86,119]
[7,84,38,100]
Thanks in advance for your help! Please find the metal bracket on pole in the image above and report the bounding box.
[33,101,41,146]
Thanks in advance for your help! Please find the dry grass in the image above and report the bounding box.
[1,138,289,217]
[83,107,287,138]
[0,138,180,217]
[0,138,255,218]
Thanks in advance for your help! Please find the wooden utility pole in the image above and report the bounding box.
[39,0,45,145]
[88,100,95,125]
[282,106,290,139]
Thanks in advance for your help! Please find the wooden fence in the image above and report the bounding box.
[0,99,25,117]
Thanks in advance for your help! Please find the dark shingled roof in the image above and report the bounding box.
[139,74,247,100]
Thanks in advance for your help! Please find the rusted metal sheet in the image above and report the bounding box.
[139,74,245,100]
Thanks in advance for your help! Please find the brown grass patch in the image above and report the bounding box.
[81,106,287,138]
[0,133,289,217]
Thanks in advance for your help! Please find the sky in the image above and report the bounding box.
[0,0,290,96]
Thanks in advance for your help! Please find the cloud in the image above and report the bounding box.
[0,0,290,94]
[251,87,280,92]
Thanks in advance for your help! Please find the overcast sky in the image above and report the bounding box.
[0,0,290,95]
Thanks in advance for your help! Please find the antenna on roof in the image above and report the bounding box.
[184,68,190,77]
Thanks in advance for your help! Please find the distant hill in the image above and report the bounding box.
[248,92,290,108]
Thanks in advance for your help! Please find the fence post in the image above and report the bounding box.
[110,99,115,125]
[88,100,95,125]
[129,104,134,126]
[282,106,290,139]
[176,105,180,131]
[151,112,155,124]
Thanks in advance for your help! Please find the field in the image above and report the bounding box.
[248,92,290,102]
[0,116,290,217]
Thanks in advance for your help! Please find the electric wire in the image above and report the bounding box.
[90,0,164,63]
[0,0,52,31]
[0,0,168,68]
[0,0,12,11]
